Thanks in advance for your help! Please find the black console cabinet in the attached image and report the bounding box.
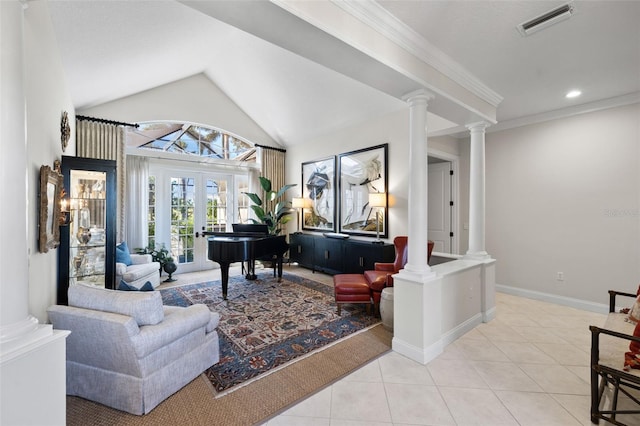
[289,233,394,275]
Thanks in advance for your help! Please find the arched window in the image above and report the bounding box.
[125,122,258,268]
[129,121,257,163]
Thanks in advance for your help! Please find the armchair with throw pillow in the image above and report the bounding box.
[48,284,220,415]
[115,242,160,289]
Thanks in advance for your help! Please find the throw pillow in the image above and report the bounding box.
[619,285,640,315]
[628,297,640,324]
[139,281,154,292]
[115,242,132,266]
[117,280,138,291]
[624,320,640,371]
[118,280,154,292]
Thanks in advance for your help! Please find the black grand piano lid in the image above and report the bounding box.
[232,223,269,234]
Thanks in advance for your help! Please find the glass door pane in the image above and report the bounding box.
[170,177,195,265]
[69,170,107,287]
[237,175,249,223]
[205,178,227,233]
[147,175,156,249]
[196,175,229,271]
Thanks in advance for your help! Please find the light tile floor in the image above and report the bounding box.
[165,265,632,426]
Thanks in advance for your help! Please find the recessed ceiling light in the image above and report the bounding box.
[566,90,582,99]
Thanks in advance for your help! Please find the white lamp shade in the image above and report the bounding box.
[369,192,386,208]
[292,197,305,209]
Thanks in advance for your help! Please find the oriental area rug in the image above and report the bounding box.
[160,271,379,394]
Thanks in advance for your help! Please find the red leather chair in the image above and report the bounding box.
[364,236,434,311]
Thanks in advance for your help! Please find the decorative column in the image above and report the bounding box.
[465,122,491,260]
[401,89,435,278]
[464,121,496,323]
[0,0,38,351]
[392,89,442,365]
[1,3,69,425]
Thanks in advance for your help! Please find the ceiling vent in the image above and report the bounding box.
[517,3,574,36]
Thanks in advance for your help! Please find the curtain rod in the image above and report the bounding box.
[254,143,286,153]
[76,115,139,128]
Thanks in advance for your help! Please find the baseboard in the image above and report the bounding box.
[392,336,443,365]
[496,284,610,314]
[441,313,483,346]
[483,306,497,322]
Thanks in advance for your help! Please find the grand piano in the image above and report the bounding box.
[204,224,289,300]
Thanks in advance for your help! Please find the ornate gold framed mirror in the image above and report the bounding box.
[39,164,63,252]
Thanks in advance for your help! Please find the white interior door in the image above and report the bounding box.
[428,161,452,253]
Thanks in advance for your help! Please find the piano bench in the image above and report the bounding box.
[333,274,372,316]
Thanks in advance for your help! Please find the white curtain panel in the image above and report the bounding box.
[125,156,149,250]
[247,167,260,223]
[76,120,126,242]
[258,146,286,218]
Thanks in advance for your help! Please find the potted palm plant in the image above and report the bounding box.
[242,176,297,235]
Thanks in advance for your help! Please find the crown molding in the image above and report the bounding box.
[334,0,503,108]
[428,92,640,138]
[490,92,640,134]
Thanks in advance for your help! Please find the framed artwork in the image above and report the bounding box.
[338,143,388,238]
[39,164,63,253]
[301,156,336,232]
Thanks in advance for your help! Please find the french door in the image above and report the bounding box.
[150,164,249,274]
[168,174,231,272]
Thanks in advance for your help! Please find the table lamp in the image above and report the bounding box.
[292,197,305,233]
[368,192,386,243]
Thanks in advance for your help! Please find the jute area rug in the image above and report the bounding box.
[66,270,392,426]
[67,325,391,426]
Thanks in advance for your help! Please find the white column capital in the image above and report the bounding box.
[402,89,436,105]
[465,121,491,132]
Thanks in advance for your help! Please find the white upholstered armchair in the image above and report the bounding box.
[115,253,161,289]
[48,285,220,415]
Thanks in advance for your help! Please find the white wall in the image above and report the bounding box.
[293,101,639,308]
[24,0,75,322]
[80,73,280,148]
[486,103,640,305]
[285,108,469,250]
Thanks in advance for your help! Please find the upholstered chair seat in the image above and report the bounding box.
[333,273,372,316]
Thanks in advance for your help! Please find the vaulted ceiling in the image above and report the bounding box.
[48,0,640,146]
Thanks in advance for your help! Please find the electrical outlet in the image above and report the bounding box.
[557,272,564,281]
